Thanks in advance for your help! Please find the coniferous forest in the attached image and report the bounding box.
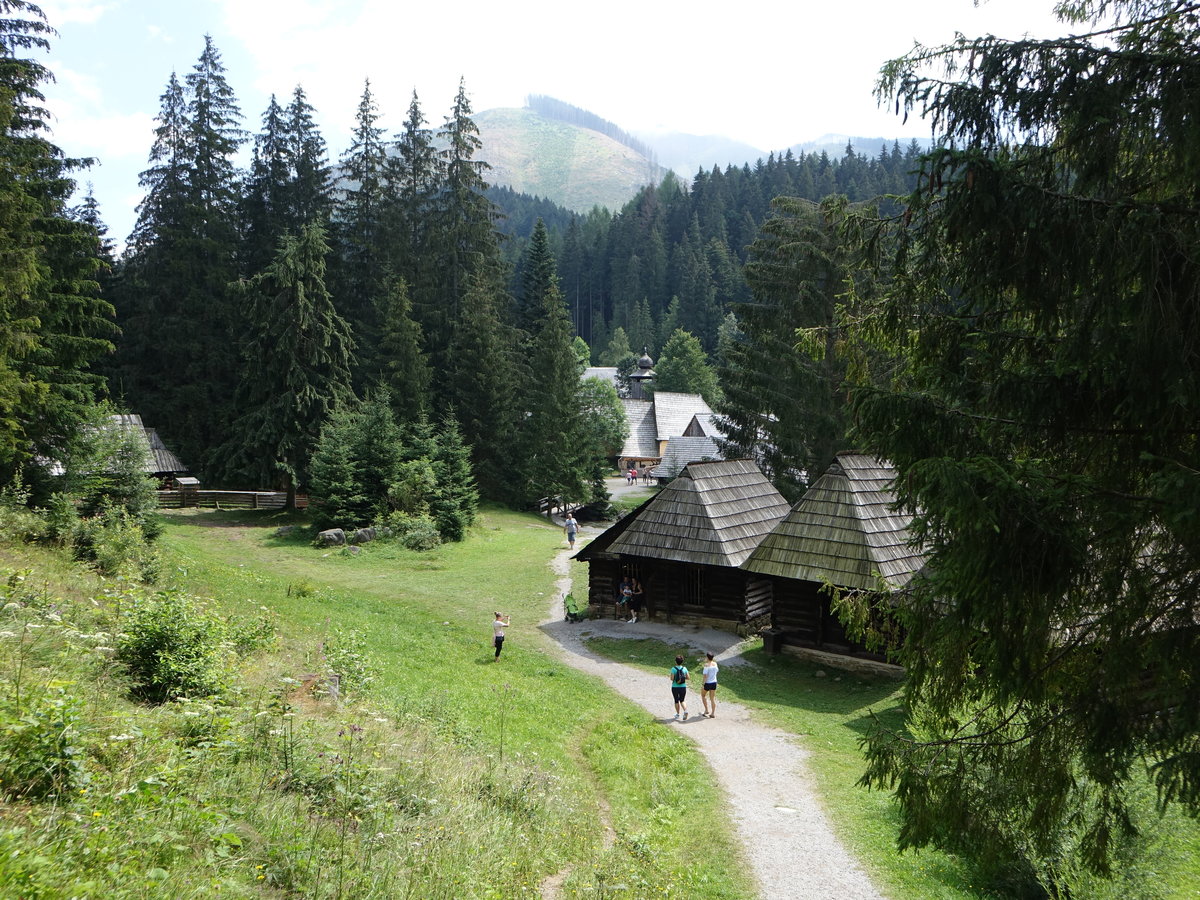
[2,0,1200,894]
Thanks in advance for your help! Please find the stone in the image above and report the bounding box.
[317,528,346,546]
[351,527,376,545]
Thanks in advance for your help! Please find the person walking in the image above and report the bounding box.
[564,513,579,550]
[492,611,510,660]
[701,652,719,717]
[670,654,690,721]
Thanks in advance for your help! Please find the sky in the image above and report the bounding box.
[35,0,1073,247]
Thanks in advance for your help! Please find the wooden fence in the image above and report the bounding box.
[157,490,309,510]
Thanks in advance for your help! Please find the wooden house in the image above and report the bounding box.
[741,453,924,660]
[575,458,791,630]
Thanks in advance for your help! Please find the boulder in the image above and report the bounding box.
[317,528,346,546]
[351,527,377,545]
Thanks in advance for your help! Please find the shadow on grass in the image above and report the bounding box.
[585,634,903,720]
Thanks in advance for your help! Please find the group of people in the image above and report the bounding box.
[669,651,719,721]
[625,466,650,485]
[617,574,644,623]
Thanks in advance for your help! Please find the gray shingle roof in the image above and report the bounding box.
[619,399,659,458]
[605,458,791,567]
[650,435,722,479]
[742,453,924,590]
[582,367,619,392]
[652,392,713,442]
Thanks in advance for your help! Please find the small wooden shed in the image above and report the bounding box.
[575,458,791,631]
[741,453,924,660]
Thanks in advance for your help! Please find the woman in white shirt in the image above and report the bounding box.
[701,652,719,717]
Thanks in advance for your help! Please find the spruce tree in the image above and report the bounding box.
[429,413,478,541]
[0,0,115,485]
[118,37,245,475]
[375,277,431,424]
[716,196,858,500]
[425,79,501,372]
[334,79,391,380]
[221,223,354,505]
[846,0,1200,882]
[445,269,518,500]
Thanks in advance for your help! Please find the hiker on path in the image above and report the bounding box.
[492,611,511,659]
[670,654,690,720]
[701,652,719,717]
[564,513,578,550]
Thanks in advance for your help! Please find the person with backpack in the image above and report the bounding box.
[670,654,690,720]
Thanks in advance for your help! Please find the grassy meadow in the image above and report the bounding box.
[0,505,751,899]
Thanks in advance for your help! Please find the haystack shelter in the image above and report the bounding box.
[574,458,791,630]
[741,453,924,660]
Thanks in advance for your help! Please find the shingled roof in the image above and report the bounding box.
[650,435,722,479]
[742,453,924,590]
[619,399,659,458]
[601,458,790,567]
[653,392,713,442]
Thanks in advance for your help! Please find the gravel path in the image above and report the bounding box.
[539,542,884,900]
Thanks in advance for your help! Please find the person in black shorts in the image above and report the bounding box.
[670,654,689,720]
[627,578,644,623]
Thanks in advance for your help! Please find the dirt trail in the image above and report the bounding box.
[538,541,884,900]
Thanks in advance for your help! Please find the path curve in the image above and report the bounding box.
[539,543,883,900]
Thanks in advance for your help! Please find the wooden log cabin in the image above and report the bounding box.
[741,453,924,662]
[574,459,790,632]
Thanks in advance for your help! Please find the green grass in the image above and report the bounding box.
[584,636,1200,900]
[155,505,754,898]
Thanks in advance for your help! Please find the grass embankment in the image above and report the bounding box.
[586,637,1200,900]
[0,506,752,899]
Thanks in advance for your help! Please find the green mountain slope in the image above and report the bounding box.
[475,107,670,213]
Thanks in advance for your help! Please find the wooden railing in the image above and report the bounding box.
[157,490,308,510]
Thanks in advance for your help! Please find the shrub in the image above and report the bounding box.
[0,684,86,800]
[374,511,442,552]
[0,481,46,544]
[71,500,162,582]
[117,591,225,703]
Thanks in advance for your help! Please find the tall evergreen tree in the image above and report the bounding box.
[390,90,439,303]
[334,79,391,380]
[845,0,1200,883]
[284,85,331,226]
[716,196,858,501]
[117,37,246,475]
[0,1,115,486]
[445,269,518,500]
[425,79,502,373]
[512,238,590,508]
[220,223,354,505]
[375,277,431,425]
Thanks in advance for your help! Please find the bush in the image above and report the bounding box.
[0,684,85,801]
[374,511,442,551]
[71,500,162,583]
[117,591,225,703]
[0,481,46,544]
